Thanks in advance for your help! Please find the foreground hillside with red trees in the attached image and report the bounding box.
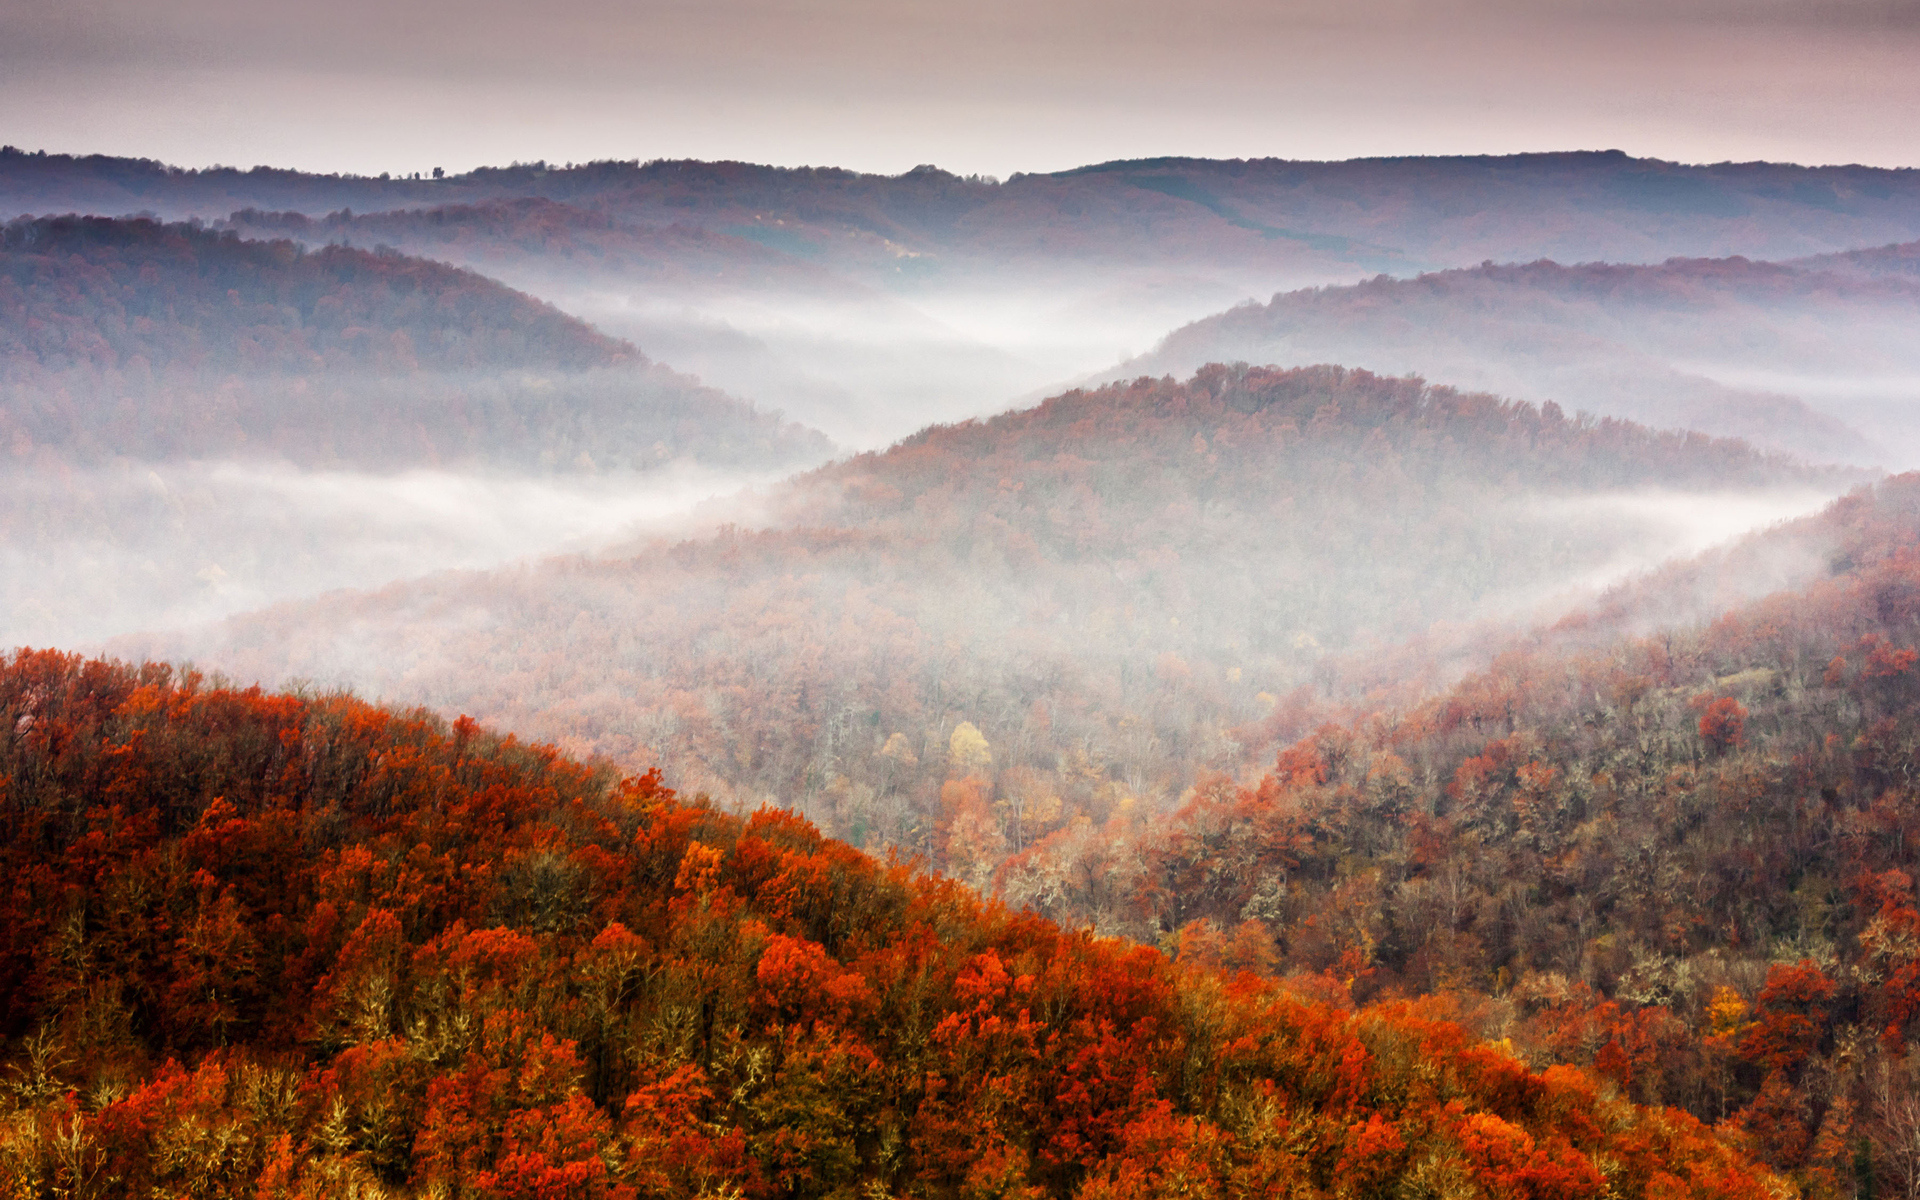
[0,649,1779,1198]
[0,216,830,470]
[130,365,1846,889]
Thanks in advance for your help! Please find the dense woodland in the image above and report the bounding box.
[10,142,1920,1200]
[989,473,1920,1198]
[0,216,830,470]
[1121,254,1920,462]
[132,365,1845,890]
[0,650,1780,1198]
[1795,240,1920,281]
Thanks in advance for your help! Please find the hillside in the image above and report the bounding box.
[15,147,1920,448]
[994,473,1920,1197]
[215,200,996,444]
[1793,238,1920,281]
[0,215,830,471]
[1117,255,1920,464]
[223,200,885,298]
[0,214,836,654]
[1,213,628,377]
[125,365,1848,888]
[0,648,1779,1199]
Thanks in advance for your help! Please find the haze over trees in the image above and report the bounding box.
[1116,252,1920,464]
[123,364,1852,887]
[0,215,830,650]
[0,215,826,470]
[995,473,1920,1198]
[14,146,1918,447]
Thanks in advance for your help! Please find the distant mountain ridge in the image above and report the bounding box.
[9,146,1920,279]
[17,145,1914,449]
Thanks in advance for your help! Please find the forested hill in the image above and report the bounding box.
[0,216,831,470]
[0,649,1778,1199]
[1003,473,1920,1198]
[1,215,631,377]
[124,364,1847,892]
[0,213,625,374]
[1116,254,1920,462]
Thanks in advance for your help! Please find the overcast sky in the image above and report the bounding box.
[3,0,1917,175]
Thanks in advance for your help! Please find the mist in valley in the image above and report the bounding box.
[561,271,1308,448]
[109,366,1866,885]
[4,169,1914,862]
[0,457,789,650]
[1118,253,1920,467]
[12,15,1920,1194]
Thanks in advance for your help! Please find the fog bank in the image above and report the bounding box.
[0,460,783,650]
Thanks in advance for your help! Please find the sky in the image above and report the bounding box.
[2,0,1918,175]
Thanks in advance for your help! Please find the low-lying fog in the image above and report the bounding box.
[527,269,1304,449]
[1680,366,1920,469]
[1509,486,1845,614]
[0,460,784,650]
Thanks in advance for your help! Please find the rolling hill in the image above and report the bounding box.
[1115,253,1920,464]
[0,214,829,470]
[121,364,1850,890]
[0,215,835,653]
[9,148,1920,274]
[14,146,1920,448]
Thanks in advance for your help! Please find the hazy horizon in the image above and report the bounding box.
[5,0,1919,178]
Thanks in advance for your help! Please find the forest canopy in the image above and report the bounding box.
[0,648,1779,1200]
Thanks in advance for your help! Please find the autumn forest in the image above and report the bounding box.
[3,145,1920,1200]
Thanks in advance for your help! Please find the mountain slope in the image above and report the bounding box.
[0,648,1779,1200]
[1792,238,1920,281]
[123,365,1847,884]
[1,212,628,376]
[20,147,1909,449]
[1006,473,1920,1196]
[0,215,830,471]
[0,215,836,652]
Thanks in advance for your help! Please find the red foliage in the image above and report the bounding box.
[1695,695,1748,755]
[0,650,1778,1199]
